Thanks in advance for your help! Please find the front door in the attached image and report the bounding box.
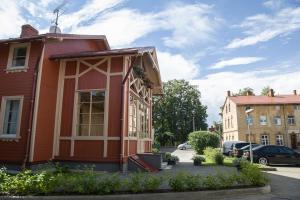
[291,134,297,149]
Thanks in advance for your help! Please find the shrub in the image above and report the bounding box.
[165,152,172,160]
[240,161,268,186]
[204,147,224,165]
[152,148,160,153]
[192,155,205,162]
[143,174,163,191]
[124,172,163,193]
[168,171,189,191]
[189,131,219,154]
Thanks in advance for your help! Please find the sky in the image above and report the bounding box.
[1,0,300,124]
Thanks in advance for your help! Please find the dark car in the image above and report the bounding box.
[243,145,300,165]
[233,144,261,158]
[231,142,252,157]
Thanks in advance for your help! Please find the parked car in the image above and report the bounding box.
[177,142,192,150]
[243,145,300,165]
[232,142,257,157]
[222,141,245,156]
[233,144,261,157]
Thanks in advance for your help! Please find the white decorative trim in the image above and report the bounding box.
[29,45,45,162]
[6,43,31,71]
[0,96,24,140]
[52,61,66,158]
[60,136,120,140]
[103,58,111,158]
[4,67,29,73]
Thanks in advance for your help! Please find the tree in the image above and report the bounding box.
[153,80,208,145]
[188,131,219,154]
[155,131,175,147]
[261,86,274,96]
[235,87,255,96]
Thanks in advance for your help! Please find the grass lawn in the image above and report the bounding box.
[202,156,235,167]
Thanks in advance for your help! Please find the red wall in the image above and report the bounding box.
[0,41,43,163]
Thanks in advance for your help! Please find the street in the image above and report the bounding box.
[165,148,300,200]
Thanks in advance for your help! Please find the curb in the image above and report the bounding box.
[0,185,271,200]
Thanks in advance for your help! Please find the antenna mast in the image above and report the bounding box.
[51,0,67,33]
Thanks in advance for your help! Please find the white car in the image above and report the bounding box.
[177,142,192,150]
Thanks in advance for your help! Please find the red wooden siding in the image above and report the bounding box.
[0,41,43,163]
[59,140,71,157]
[74,140,103,159]
[60,79,75,137]
[78,69,106,90]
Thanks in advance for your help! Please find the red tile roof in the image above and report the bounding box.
[229,95,300,105]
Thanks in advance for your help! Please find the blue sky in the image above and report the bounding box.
[1,0,300,124]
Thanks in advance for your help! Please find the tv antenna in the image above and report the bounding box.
[50,0,68,33]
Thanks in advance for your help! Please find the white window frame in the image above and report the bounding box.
[0,96,24,139]
[294,105,300,111]
[276,135,284,146]
[273,116,281,126]
[261,135,269,146]
[260,115,268,125]
[6,43,31,71]
[287,116,295,125]
[76,90,105,137]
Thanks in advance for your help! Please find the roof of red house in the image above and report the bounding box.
[229,95,300,105]
[0,33,110,49]
[49,46,155,60]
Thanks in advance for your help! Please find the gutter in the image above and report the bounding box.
[22,41,45,169]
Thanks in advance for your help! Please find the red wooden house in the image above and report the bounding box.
[0,25,162,171]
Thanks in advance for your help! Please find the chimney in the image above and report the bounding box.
[227,90,231,97]
[20,24,39,38]
[293,90,297,95]
[268,89,274,97]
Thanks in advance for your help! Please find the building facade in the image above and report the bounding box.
[222,90,300,150]
[0,25,162,171]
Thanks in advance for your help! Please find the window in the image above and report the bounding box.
[246,115,253,125]
[287,116,295,125]
[129,96,137,137]
[225,105,227,113]
[139,103,149,138]
[77,91,105,136]
[7,43,30,69]
[294,105,300,111]
[227,118,230,129]
[260,115,267,125]
[275,105,280,110]
[276,135,284,146]
[245,105,251,111]
[228,103,231,112]
[231,116,233,128]
[273,116,281,125]
[261,135,269,146]
[0,96,23,138]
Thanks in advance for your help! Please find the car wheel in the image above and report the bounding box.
[182,147,186,150]
[258,157,268,165]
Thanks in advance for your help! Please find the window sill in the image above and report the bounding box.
[0,136,21,142]
[4,67,28,73]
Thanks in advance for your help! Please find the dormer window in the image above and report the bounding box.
[6,43,30,72]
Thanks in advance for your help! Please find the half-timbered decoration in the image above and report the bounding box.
[0,24,162,171]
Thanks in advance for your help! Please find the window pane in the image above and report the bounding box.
[79,103,90,114]
[91,103,104,113]
[91,114,104,124]
[80,92,90,103]
[90,125,103,136]
[78,125,89,136]
[79,114,90,124]
[12,47,27,67]
[92,91,105,102]
[3,100,20,135]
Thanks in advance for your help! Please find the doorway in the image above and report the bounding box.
[291,133,297,149]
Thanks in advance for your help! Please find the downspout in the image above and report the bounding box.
[120,55,139,172]
[22,41,45,169]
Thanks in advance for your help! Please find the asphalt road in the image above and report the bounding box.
[163,148,300,200]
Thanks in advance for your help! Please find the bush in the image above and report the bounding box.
[189,131,219,154]
[152,148,160,153]
[124,172,163,193]
[240,161,268,186]
[165,153,179,163]
[168,171,189,191]
[204,147,224,165]
[192,155,206,162]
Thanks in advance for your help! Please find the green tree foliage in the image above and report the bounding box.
[153,80,208,145]
[155,131,175,147]
[235,87,255,96]
[188,131,219,154]
[261,86,274,96]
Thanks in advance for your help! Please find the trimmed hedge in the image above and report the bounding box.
[189,131,219,154]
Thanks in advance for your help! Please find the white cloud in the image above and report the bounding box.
[263,0,284,10]
[0,0,26,38]
[157,50,199,81]
[210,57,265,69]
[226,7,300,49]
[190,70,300,124]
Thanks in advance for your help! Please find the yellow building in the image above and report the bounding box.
[222,89,300,150]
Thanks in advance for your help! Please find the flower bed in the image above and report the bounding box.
[0,161,268,196]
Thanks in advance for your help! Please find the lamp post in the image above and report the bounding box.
[246,108,254,163]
